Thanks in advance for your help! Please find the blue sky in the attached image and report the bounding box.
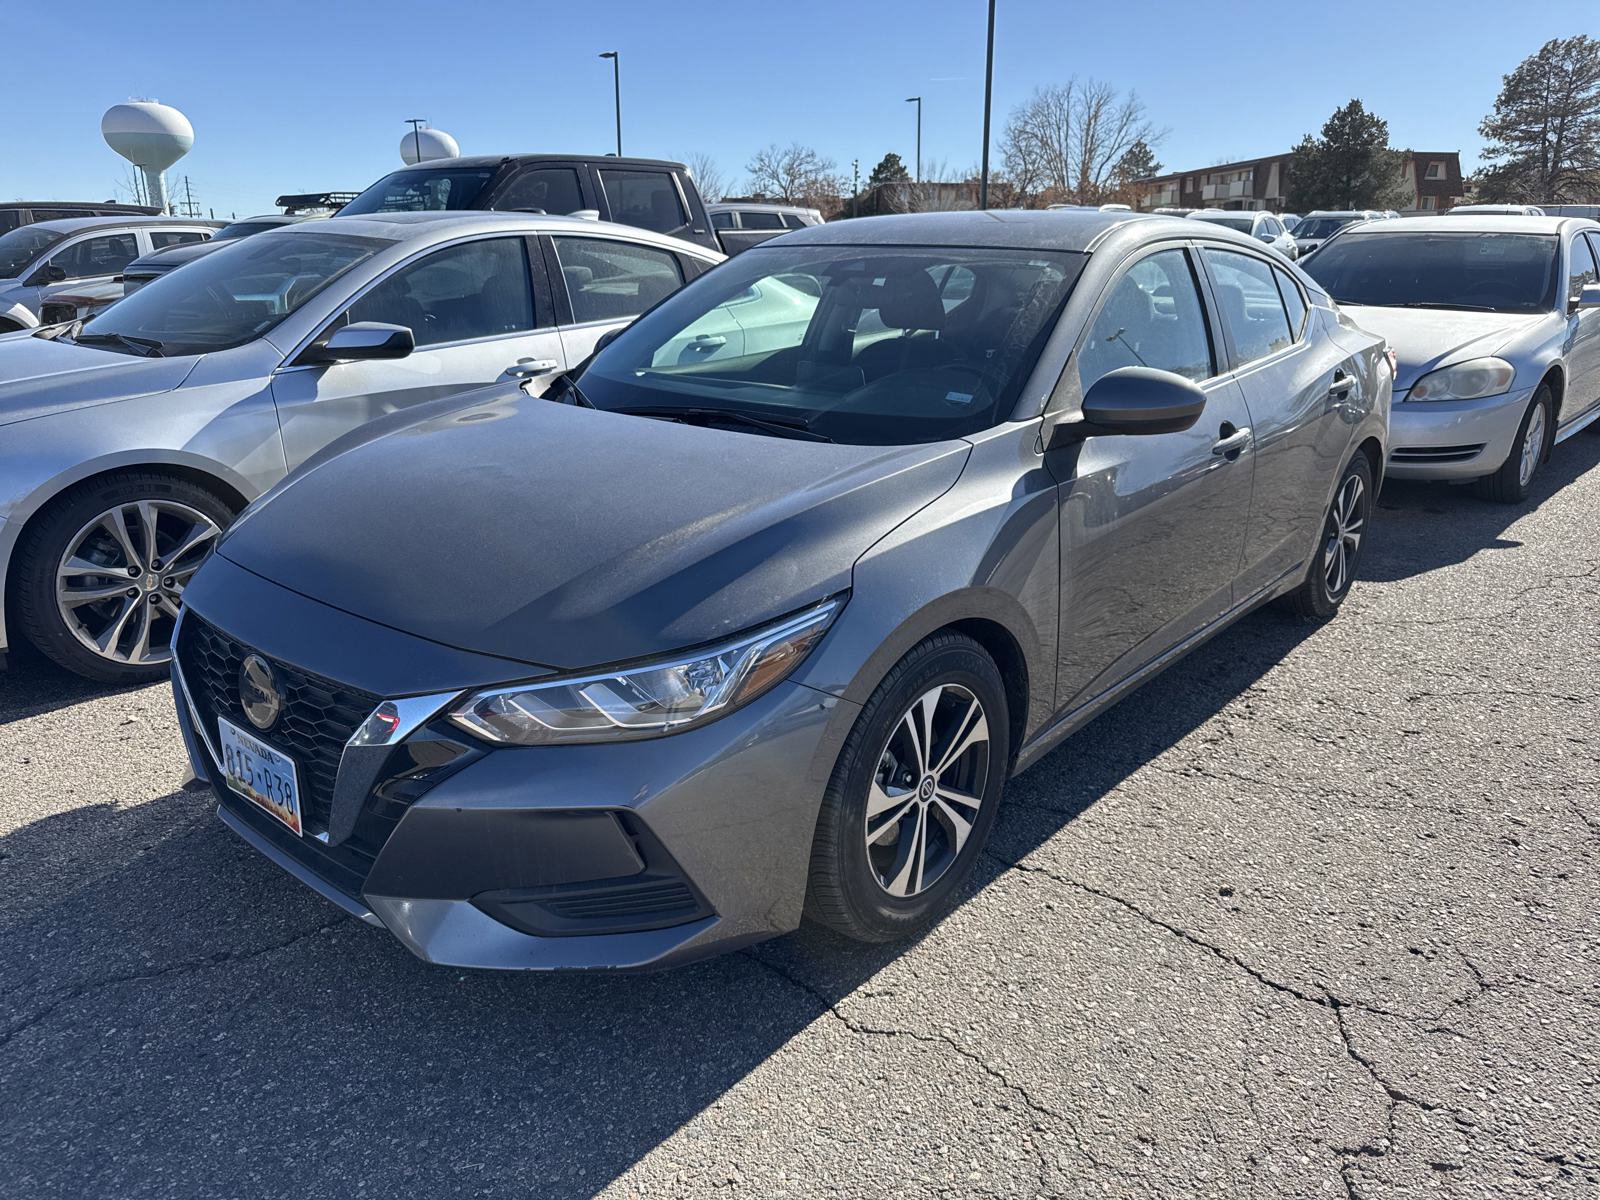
[5,0,1597,217]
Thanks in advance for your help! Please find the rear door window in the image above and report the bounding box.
[495,168,585,216]
[1203,248,1294,364]
[552,236,683,323]
[1275,269,1308,339]
[739,211,786,230]
[710,211,736,230]
[597,170,688,234]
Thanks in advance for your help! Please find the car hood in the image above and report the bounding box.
[1335,306,1545,391]
[218,392,970,671]
[0,335,198,428]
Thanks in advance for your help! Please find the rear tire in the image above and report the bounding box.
[11,472,236,684]
[1473,385,1551,504]
[804,633,1009,943]
[1279,451,1373,621]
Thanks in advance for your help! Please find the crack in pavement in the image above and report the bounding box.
[740,947,1111,1184]
[0,915,348,1054]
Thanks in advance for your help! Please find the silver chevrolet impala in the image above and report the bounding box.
[0,211,721,680]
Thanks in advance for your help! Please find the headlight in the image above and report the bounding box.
[1407,357,1516,402]
[449,597,844,745]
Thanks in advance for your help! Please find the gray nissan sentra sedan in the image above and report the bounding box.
[1301,215,1600,502]
[172,210,1391,970]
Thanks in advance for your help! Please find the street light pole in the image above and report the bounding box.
[599,51,621,156]
[979,0,995,209]
[905,96,922,182]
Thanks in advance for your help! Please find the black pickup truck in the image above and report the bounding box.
[337,154,725,253]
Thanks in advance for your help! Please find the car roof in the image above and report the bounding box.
[382,154,686,172]
[1340,214,1587,235]
[1190,210,1259,219]
[709,201,817,213]
[771,208,1177,252]
[273,209,723,256]
[15,215,218,235]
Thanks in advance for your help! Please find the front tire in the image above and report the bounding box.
[11,472,235,683]
[804,633,1010,943]
[1279,451,1373,621]
[1473,385,1551,504]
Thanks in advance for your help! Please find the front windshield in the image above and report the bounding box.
[579,244,1086,445]
[0,225,66,277]
[339,168,496,215]
[1296,217,1358,240]
[76,230,388,355]
[1301,232,1559,313]
[1195,214,1255,233]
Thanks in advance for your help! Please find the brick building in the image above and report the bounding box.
[1135,150,1464,213]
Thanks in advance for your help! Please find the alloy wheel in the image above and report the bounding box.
[1519,401,1547,489]
[1322,473,1366,597]
[865,683,991,899]
[55,500,219,667]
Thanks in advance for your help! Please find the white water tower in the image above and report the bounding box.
[102,101,193,213]
[400,126,460,165]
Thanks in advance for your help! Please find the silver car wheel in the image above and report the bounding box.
[1322,474,1366,597]
[1519,401,1547,489]
[865,683,991,899]
[55,500,219,666]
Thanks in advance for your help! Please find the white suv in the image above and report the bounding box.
[1187,210,1299,260]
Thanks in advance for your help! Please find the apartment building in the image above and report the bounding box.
[1136,150,1463,213]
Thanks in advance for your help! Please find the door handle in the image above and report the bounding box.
[1329,370,1357,396]
[1212,425,1253,458]
[690,335,727,350]
[506,357,560,379]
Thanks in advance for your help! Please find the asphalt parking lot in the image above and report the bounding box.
[1,438,1597,1199]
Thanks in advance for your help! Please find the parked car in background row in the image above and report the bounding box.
[1292,210,1387,258]
[0,216,217,331]
[339,154,722,253]
[708,202,824,255]
[1281,213,1302,231]
[1188,209,1299,259]
[1447,203,1546,217]
[0,200,160,235]
[37,281,125,327]
[1302,214,1600,502]
[169,209,1388,971]
[1541,204,1600,221]
[0,211,720,680]
[121,214,305,296]
[1152,207,1199,217]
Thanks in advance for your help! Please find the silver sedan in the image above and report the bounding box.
[0,211,721,680]
[1301,215,1600,502]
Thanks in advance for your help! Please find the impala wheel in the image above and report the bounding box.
[13,473,235,683]
[805,632,1009,942]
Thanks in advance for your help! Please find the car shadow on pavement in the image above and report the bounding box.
[0,651,149,729]
[0,593,1322,1197]
[1363,426,1600,582]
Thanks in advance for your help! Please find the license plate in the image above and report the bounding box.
[217,716,304,837]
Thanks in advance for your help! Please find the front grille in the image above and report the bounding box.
[1391,444,1485,464]
[176,614,379,837]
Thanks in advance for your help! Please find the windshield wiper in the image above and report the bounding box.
[615,404,833,443]
[73,330,165,357]
[1336,299,1499,313]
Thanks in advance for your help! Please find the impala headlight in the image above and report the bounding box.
[449,597,843,745]
[1407,357,1515,402]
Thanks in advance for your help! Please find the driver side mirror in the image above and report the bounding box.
[26,263,67,287]
[1258,230,1277,242]
[298,321,415,365]
[1050,366,1207,446]
[1573,282,1600,312]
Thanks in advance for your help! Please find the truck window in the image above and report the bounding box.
[496,168,584,216]
[597,170,687,234]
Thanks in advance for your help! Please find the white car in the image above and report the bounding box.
[0,216,217,331]
[1188,210,1299,260]
[0,211,721,680]
[1292,210,1387,257]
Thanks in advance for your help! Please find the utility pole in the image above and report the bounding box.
[980,0,996,209]
[405,118,426,164]
[599,52,621,156]
[852,158,860,219]
[181,176,199,218]
[906,96,923,182]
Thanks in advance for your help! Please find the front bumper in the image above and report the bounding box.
[1385,385,1535,480]
[172,562,850,972]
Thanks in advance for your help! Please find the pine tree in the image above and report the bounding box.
[1287,101,1396,210]
[1478,35,1600,202]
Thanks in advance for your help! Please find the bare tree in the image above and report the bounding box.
[999,79,1163,206]
[114,164,149,207]
[684,152,729,203]
[904,160,979,212]
[745,143,844,207]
